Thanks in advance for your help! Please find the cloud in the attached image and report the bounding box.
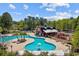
[24,4,29,10]
[46,8,55,11]
[9,4,16,10]
[41,3,70,8]
[40,3,49,8]
[54,3,70,8]
[14,12,22,16]
[26,13,33,17]
[11,12,22,16]
[56,12,71,17]
[40,3,70,12]
[40,3,56,12]
[35,14,40,17]
[44,12,72,20]
[25,13,40,17]
[75,10,79,14]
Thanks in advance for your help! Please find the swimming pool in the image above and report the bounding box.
[0,35,56,51]
[0,35,33,42]
[25,37,56,51]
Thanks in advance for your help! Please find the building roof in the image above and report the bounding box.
[43,29,58,33]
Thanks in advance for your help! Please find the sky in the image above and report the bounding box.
[0,3,79,21]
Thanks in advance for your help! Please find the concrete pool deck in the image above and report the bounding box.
[45,38,69,51]
[7,38,34,52]
[6,33,69,55]
[45,38,69,52]
[27,32,69,51]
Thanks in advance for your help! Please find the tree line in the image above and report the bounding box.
[0,12,47,33]
[47,16,79,32]
[0,12,79,33]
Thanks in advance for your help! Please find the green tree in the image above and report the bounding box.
[47,21,56,28]
[71,31,79,54]
[0,16,2,26]
[27,16,33,30]
[55,20,64,30]
[39,17,47,26]
[0,27,3,33]
[76,16,79,25]
[1,12,13,33]
[24,16,47,30]
[0,16,1,21]
[17,20,27,30]
[75,25,79,31]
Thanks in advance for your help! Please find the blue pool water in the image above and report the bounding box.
[25,37,56,51]
[0,35,56,51]
[0,35,32,42]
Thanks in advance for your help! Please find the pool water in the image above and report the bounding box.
[25,37,56,51]
[0,35,32,42]
[0,35,56,51]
